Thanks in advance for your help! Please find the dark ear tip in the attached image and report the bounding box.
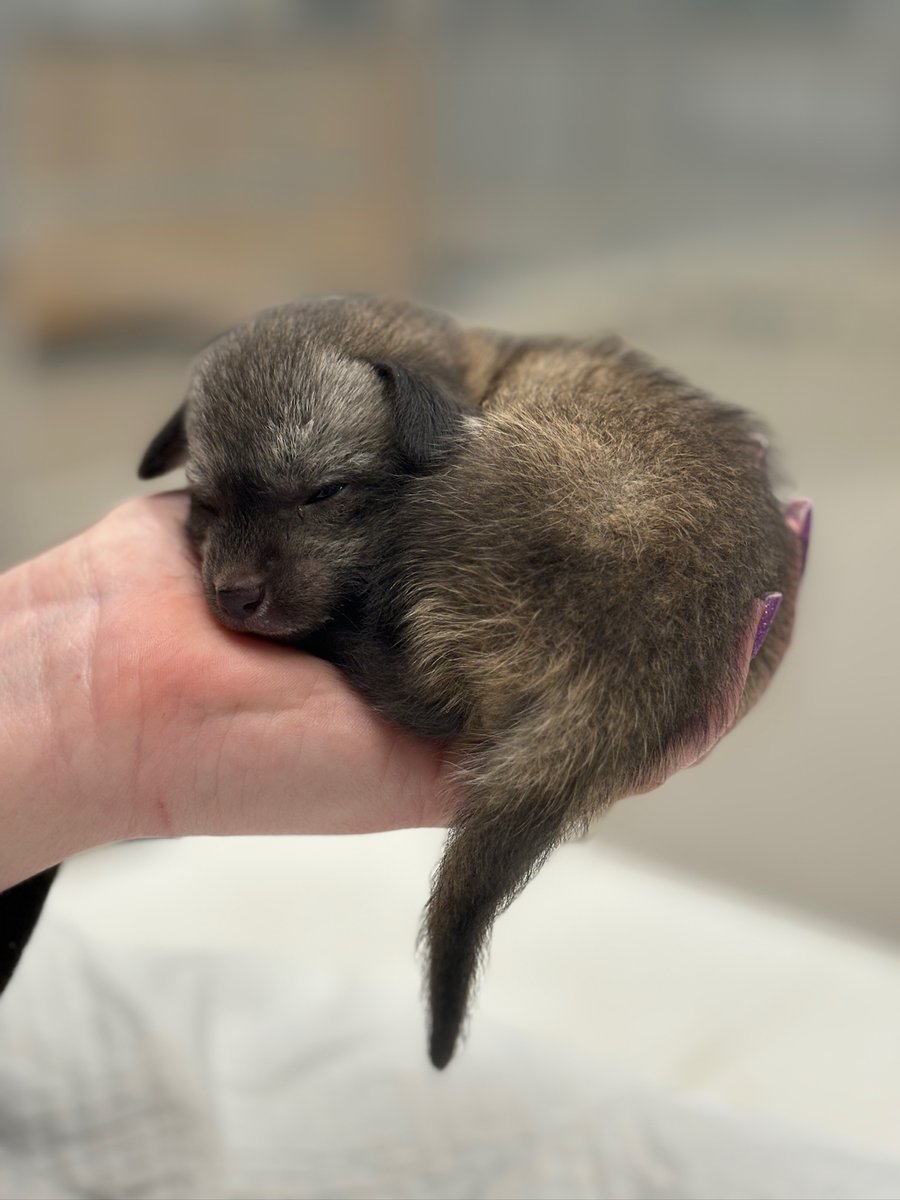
[137,403,188,480]
[137,447,171,480]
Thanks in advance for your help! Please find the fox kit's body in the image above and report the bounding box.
[0,296,803,1068]
[338,323,798,1065]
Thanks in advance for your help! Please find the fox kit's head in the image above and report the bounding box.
[139,297,476,640]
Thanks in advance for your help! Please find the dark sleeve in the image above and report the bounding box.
[0,866,59,994]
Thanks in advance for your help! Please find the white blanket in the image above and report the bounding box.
[2,912,899,1200]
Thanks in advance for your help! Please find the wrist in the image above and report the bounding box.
[0,538,134,888]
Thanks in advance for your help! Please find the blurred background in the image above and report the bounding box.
[1,0,899,1161]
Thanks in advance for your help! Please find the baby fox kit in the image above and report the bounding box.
[137,295,801,1068]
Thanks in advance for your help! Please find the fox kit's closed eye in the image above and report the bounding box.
[136,295,803,1068]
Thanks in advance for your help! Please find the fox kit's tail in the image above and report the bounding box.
[422,719,605,1069]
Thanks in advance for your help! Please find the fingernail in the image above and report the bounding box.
[785,498,813,575]
[752,592,783,658]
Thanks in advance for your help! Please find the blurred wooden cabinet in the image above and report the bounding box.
[10,39,424,344]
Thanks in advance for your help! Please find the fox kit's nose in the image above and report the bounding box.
[216,579,266,622]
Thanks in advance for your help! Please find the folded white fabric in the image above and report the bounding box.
[2,919,899,1200]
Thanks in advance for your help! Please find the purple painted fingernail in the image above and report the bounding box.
[752,592,783,658]
[785,498,813,575]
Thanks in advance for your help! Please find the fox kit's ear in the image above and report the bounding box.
[375,363,473,471]
[138,404,187,479]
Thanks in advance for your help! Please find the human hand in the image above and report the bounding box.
[0,494,452,890]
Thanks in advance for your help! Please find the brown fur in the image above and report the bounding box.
[136,296,799,1068]
[367,331,796,1066]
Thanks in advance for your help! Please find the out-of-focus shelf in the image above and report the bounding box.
[8,40,426,345]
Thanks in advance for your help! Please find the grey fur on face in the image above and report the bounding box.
[139,295,800,1069]
[142,297,474,643]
